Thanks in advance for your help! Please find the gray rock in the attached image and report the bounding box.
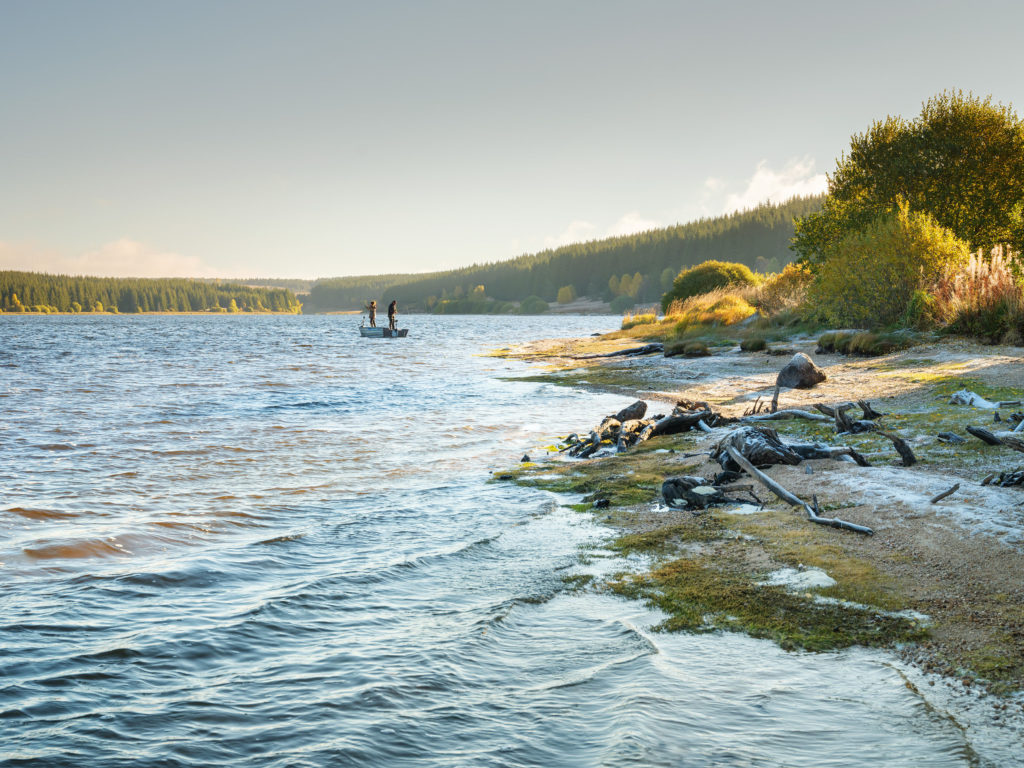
[776,352,826,389]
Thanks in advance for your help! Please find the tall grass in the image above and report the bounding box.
[620,308,659,330]
[932,249,1024,342]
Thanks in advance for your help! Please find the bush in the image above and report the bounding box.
[752,263,813,315]
[816,332,838,353]
[519,296,549,314]
[610,295,636,313]
[621,312,657,330]
[807,202,970,328]
[661,260,761,312]
[740,337,767,352]
[667,288,757,330]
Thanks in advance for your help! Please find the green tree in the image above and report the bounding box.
[794,91,1024,264]
[556,284,577,304]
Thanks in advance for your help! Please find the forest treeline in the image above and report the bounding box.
[305,196,823,313]
[0,272,301,314]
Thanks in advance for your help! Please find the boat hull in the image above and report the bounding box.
[359,327,409,338]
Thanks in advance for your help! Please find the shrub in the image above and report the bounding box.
[667,288,757,330]
[740,337,767,352]
[752,263,813,315]
[661,260,761,312]
[621,311,657,330]
[807,202,970,328]
[518,296,549,314]
[610,295,636,313]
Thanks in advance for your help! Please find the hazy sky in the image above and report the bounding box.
[1,0,1022,279]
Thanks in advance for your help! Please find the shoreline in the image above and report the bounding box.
[494,329,1024,721]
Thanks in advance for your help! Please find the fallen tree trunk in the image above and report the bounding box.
[966,426,1003,446]
[930,483,960,504]
[743,409,830,423]
[724,445,874,535]
[576,343,663,359]
[650,411,713,438]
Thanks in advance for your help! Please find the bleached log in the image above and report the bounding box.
[724,445,874,535]
[743,409,829,423]
[930,483,960,504]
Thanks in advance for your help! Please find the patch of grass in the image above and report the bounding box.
[561,573,595,591]
[609,553,928,652]
[610,517,726,556]
[740,336,767,352]
[665,340,711,357]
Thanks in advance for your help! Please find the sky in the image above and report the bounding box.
[1,0,1023,280]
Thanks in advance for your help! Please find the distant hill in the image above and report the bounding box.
[305,195,823,313]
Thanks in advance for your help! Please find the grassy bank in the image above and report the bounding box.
[495,330,1024,699]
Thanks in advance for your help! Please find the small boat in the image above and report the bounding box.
[359,325,409,338]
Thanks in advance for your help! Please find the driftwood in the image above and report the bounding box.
[577,343,663,359]
[650,410,713,438]
[662,476,762,510]
[743,409,830,423]
[966,426,1004,446]
[713,427,803,471]
[788,442,870,467]
[880,432,917,466]
[937,432,967,444]
[770,386,780,414]
[724,445,874,535]
[930,483,960,504]
[857,400,886,420]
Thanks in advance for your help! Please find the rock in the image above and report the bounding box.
[521,454,531,462]
[662,476,725,510]
[614,400,647,422]
[593,498,611,509]
[775,352,826,389]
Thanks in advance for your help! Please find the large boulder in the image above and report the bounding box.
[614,400,647,422]
[776,352,826,389]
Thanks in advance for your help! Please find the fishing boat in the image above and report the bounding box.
[359,324,409,338]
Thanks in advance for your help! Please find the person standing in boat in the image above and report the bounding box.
[387,300,397,330]
[367,300,377,327]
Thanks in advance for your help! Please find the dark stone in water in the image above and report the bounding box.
[521,454,531,463]
[593,498,611,509]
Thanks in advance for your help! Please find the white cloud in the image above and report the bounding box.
[0,238,230,278]
[543,219,597,249]
[543,211,662,250]
[720,157,827,213]
[605,211,661,238]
